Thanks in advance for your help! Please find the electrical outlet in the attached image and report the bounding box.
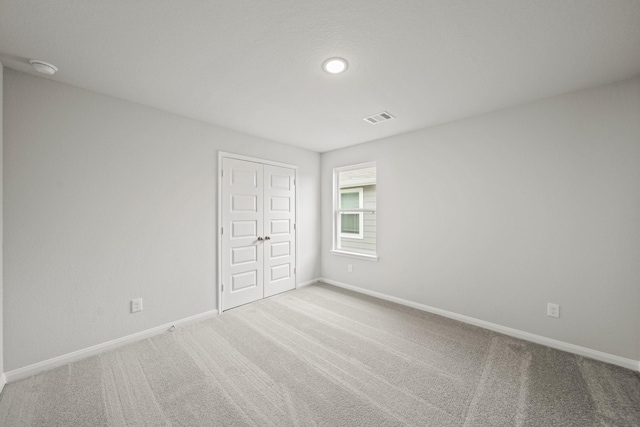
[547,303,560,318]
[131,298,143,313]
[348,264,353,273]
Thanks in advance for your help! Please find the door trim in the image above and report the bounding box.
[217,151,298,313]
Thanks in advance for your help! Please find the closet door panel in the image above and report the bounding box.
[263,165,296,298]
[221,158,264,310]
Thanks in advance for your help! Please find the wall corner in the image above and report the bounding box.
[0,61,5,391]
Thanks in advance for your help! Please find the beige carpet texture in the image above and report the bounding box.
[0,283,638,426]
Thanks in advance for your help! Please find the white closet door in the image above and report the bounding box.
[263,165,296,298]
[221,158,264,311]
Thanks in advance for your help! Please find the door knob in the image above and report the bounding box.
[265,236,271,240]
[257,236,264,241]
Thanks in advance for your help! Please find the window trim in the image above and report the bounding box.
[329,249,379,261]
[332,162,377,260]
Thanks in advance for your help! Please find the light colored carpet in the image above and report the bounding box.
[0,282,639,426]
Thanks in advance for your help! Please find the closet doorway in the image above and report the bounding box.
[218,152,297,311]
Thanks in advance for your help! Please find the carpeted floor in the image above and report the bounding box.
[0,282,639,426]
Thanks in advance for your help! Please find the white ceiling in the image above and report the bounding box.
[1,1,639,153]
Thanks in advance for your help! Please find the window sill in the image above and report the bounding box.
[330,250,379,262]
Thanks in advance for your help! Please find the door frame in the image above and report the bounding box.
[217,151,298,313]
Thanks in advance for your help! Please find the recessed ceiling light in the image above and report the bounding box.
[322,57,348,74]
[29,59,58,75]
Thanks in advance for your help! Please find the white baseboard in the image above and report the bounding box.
[0,373,6,394]
[5,309,218,384]
[319,278,640,372]
[297,278,320,289]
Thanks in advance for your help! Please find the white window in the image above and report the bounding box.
[340,188,364,239]
[332,163,377,260]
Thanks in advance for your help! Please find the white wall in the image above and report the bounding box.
[3,69,320,371]
[321,77,640,361]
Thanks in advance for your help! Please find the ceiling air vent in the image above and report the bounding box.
[363,111,395,124]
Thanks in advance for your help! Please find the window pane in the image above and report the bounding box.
[340,192,360,209]
[339,167,376,188]
[334,163,376,255]
[341,213,360,234]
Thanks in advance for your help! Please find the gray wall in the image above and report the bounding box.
[3,69,321,371]
[0,63,4,384]
[321,77,640,361]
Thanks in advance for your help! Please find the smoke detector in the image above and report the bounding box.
[363,111,395,124]
[29,59,58,75]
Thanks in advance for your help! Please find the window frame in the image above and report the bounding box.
[331,162,378,261]
[339,187,364,239]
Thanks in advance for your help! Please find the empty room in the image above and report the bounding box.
[0,1,639,426]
